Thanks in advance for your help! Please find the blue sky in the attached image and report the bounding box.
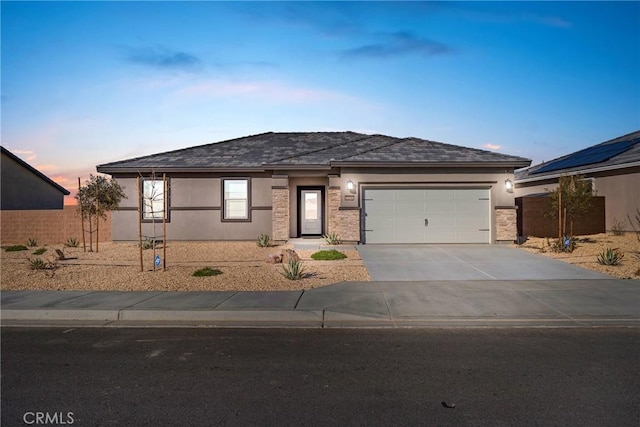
[2,1,639,200]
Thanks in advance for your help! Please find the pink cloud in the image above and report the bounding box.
[483,143,501,151]
[10,149,37,162]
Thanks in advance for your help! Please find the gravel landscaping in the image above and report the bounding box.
[515,233,640,279]
[1,242,370,291]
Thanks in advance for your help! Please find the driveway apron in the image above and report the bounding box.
[356,245,613,281]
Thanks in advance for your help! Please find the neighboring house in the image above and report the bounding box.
[96,132,531,244]
[1,146,70,210]
[515,130,640,232]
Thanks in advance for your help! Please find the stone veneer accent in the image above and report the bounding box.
[495,207,517,242]
[271,188,289,241]
[327,188,360,242]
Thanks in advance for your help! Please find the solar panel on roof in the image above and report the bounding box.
[532,138,639,174]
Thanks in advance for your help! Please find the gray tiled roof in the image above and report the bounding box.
[97,132,531,172]
[515,130,640,182]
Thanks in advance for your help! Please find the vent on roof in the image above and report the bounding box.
[532,138,639,175]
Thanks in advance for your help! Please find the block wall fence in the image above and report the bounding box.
[1,206,111,245]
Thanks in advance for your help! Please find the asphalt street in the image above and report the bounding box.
[2,327,639,426]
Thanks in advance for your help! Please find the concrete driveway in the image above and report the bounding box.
[357,245,612,281]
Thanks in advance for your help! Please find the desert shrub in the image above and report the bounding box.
[193,267,222,277]
[281,259,306,280]
[26,238,38,247]
[5,245,27,252]
[64,237,79,248]
[323,232,342,245]
[140,238,156,250]
[311,249,347,261]
[257,233,272,248]
[628,209,640,242]
[550,236,576,253]
[32,247,47,255]
[611,218,626,236]
[597,248,624,266]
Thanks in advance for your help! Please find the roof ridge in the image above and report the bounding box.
[338,135,406,161]
[264,132,370,164]
[96,131,274,167]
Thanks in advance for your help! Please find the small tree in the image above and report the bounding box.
[76,175,126,252]
[546,174,593,250]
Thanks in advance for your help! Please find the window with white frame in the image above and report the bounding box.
[143,179,167,220]
[223,179,249,220]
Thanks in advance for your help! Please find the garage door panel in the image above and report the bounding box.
[364,188,490,244]
[396,189,425,200]
[396,201,426,214]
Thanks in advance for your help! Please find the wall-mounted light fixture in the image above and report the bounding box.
[505,179,514,193]
[346,180,355,192]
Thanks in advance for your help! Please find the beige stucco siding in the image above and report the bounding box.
[111,175,272,240]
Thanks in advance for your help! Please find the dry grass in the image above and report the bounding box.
[1,241,370,291]
[515,233,640,279]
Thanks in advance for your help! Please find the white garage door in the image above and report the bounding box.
[363,188,490,244]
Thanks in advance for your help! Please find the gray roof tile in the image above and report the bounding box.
[97,131,531,172]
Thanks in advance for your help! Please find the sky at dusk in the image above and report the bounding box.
[2,1,639,203]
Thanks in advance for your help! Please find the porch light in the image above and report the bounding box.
[505,179,513,193]
[346,180,355,192]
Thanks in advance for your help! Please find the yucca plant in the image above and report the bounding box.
[597,248,624,266]
[64,237,79,248]
[257,233,272,248]
[322,232,342,245]
[26,238,38,247]
[281,259,306,280]
[28,258,47,270]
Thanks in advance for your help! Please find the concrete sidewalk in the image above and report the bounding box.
[2,279,639,328]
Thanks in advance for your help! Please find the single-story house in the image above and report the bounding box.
[96,132,531,244]
[515,130,640,232]
[1,146,70,210]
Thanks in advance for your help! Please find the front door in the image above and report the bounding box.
[301,190,322,235]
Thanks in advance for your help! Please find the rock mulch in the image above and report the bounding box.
[515,233,640,279]
[0,241,370,292]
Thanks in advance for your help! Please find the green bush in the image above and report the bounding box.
[5,245,27,252]
[257,233,272,248]
[281,259,306,280]
[311,249,347,261]
[32,247,47,255]
[597,248,624,266]
[26,238,38,247]
[323,232,342,245]
[64,237,79,248]
[193,267,222,277]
